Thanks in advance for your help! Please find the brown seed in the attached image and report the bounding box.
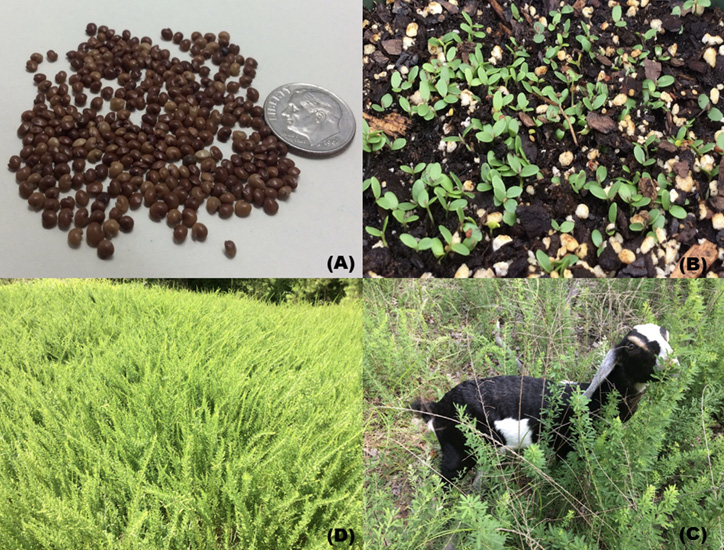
[234,200,251,217]
[109,161,124,178]
[182,209,197,227]
[206,196,221,214]
[26,60,38,73]
[28,192,45,210]
[97,239,114,259]
[86,222,104,247]
[110,98,125,111]
[218,203,234,218]
[119,215,134,232]
[8,155,21,171]
[173,224,188,242]
[30,52,43,64]
[167,208,181,226]
[161,28,173,40]
[58,208,73,230]
[224,240,237,258]
[263,198,279,215]
[277,186,292,200]
[149,201,169,221]
[41,209,57,229]
[68,228,83,248]
[103,219,120,238]
[47,50,58,62]
[191,222,208,241]
[86,22,97,36]
[55,70,67,83]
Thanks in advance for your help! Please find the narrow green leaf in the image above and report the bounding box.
[439,225,453,243]
[559,221,575,233]
[431,238,445,257]
[608,202,618,224]
[591,229,603,248]
[536,249,552,272]
[399,233,418,248]
[669,205,687,219]
[451,243,470,256]
[657,75,675,88]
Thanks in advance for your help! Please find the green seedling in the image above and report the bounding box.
[390,66,419,93]
[591,229,605,257]
[365,216,389,247]
[362,120,387,153]
[370,93,393,113]
[376,189,419,230]
[401,224,477,261]
[683,0,711,12]
[362,120,405,153]
[363,176,381,200]
[698,93,724,122]
[477,166,522,226]
[400,162,426,176]
[551,219,575,233]
[460,11,486,41]
[536,249,579,275]
[612,5,626,27]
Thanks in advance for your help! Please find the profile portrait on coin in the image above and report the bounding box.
[281,87,343,147]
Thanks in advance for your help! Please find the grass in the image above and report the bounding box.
[364,279,724,549]
[0,279,361,550]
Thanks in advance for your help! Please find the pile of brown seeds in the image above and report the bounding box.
[7,24,300,260]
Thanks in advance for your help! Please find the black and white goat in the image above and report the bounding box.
[412,324,676,485]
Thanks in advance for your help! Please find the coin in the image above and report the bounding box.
[264,83,355,157]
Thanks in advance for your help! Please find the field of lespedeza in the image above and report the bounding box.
[0,279,361,550]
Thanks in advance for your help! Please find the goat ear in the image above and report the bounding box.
[583,348,618,399]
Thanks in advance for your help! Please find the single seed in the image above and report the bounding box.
[47,50,58,62]
[26,60,38,73]
[42,209,57,228]
[234,200,251,217]
[191,222,208,240]
[263,197,279,215]
[173,224,188,242]
[97,239,114,259]
[110,97,125,111]
[30,52,43,64]
[58,208,73,230]
[167,208,181,226]
[68,228,83,248]
[86,222,104,247]
[119,215,134,232]
[182,208,197,227]
[206,196,221,214]
[8,155,21,171]
[224,240,237,258]
[103,219,120,238]
[218,203,234,218]
[149,201,169,221]
[161,28,173,40]
[86,22,97,36]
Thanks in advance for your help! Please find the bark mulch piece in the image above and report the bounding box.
[363,0,724,278]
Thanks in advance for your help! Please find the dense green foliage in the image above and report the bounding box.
[0,279,362,305]
[0,279,361,549]
[364,280,724,549]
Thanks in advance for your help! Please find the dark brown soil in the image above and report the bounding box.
[364,0,724,277]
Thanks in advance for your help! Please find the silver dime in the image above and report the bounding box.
[264,83,355,157]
